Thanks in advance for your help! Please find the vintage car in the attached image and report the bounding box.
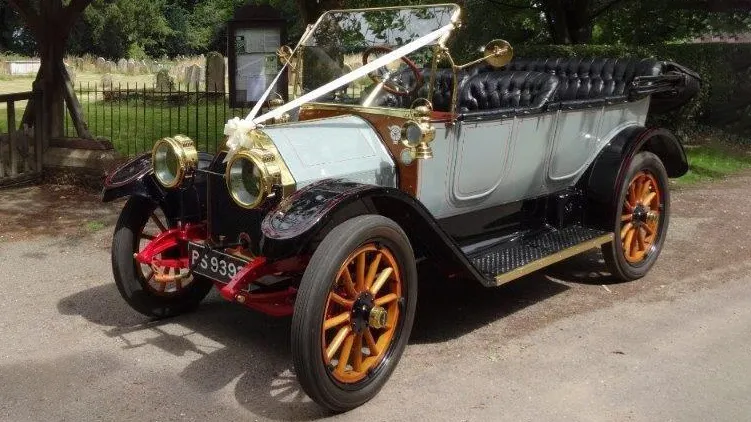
[102,3,700,412]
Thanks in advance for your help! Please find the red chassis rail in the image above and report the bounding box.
[133,223,301,317]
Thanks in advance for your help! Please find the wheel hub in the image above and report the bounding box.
[632,205,648,225]
[350,292,388,334]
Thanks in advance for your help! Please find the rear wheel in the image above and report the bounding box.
[112,196,213,318]
[602,151,670,281]
[292,215,417,412]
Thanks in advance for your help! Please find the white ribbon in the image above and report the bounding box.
[223,23,454,159]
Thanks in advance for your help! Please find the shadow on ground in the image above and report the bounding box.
[55,253,617,420]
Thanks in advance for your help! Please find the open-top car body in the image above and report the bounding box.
[103,3,700,412]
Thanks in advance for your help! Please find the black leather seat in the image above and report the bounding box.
[502,57,663,107]
[457,71,560,118]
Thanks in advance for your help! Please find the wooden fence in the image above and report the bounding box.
[0,91,44,187]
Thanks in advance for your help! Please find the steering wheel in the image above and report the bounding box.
[362,45,424,96]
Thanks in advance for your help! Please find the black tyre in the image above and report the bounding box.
[602,151,670,281]
[292,215,417,412]
[112,196,213,318]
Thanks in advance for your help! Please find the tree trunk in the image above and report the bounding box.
[542,0,595,44]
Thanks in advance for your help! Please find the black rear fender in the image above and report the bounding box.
[584,126,687,230]
[260,179,484,280]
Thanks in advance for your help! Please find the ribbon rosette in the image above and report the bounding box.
[223,117,257,162]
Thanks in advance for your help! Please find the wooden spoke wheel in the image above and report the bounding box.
[619,171,661,263]
[292,215,417,412]
[603,151,670,281]
[135,209,195,297]
[322,243,403,384]
[112,196,212,318]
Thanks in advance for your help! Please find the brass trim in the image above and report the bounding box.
[224,129,296,209]
[151,135,198,189]
[301,102,416,119]
[323,3,461,17]
[493,233,614,286]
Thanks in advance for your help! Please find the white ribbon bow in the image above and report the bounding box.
[223,117,258,161]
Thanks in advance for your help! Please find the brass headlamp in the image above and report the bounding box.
[401,100,436,160]
[225,129,296,209]
[151,135,198,188]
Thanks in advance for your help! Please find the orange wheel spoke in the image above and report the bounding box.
[643,191,657,206]
[352,335,363,372]
[375,293,399,306]
[330,292,354,308]
[336,334,355,373]
[620,222,633,240]
[365,252,383,290]
[623,228,635,256]
[340,268,358,298]
[326,326,351,362]
[140,233,156,240]
[636,228,646,251]
[621,214,633,222]
[369,267,394,296]
[144,270,155,282]
[356,252,366,291]
[324,312,350,330]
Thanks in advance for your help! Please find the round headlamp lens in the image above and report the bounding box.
[153,141,180,187]
[229,155,264,208]
[402,121,423,147]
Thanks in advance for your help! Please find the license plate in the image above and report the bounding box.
[188,242,249,283]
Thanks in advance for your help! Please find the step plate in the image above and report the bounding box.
[468,226,613,287]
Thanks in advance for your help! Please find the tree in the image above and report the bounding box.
[7,0,93,139]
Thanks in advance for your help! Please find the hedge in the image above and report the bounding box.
[504,43,751,138]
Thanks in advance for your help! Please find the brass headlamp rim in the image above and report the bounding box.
[151,135,198,189]
[225,149,276,210]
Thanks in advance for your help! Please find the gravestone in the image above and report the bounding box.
[65,64,76,84]
[101,73,113,89]
[185,64,203,87]
[106,61,117,73]
[155,69,175,91]
[96,57,107,71]
[117,58,127,72]
[127,59,136,74]
[205,52,226,92]
[75,57,85,70]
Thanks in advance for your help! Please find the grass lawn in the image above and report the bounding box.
[678,143,751,185]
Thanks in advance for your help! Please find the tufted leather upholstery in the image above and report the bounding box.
[458,71,559,115]
[501,57,663,103]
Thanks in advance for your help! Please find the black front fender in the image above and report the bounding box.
[260,179,485,281]
[102,152,213,222]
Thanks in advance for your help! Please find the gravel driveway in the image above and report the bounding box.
[0,175,749,421]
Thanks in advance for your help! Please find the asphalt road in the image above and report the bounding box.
[0,175,750,422]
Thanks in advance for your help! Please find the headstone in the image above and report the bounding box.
[117,58,127,72]
[127,59,136,74]
[185,64,203,87]
[101,73,113,89]
[96,57,107,71]
[155,69,175,91]
[75,57,85,70]
[205,51,226,92]
[107,61,117,73]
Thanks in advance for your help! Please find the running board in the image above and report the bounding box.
[467,226,613,287]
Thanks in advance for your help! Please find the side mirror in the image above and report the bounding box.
[483,40,513,68]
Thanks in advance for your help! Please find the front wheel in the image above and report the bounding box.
[291,215,417,412]
[602,151,670,281]
[111,196,213,318]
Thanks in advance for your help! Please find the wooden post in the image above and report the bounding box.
[34,89,44,173]
[8,100,17,176]
[0,107,5,178]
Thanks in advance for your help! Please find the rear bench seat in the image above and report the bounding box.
[501,57,663,110]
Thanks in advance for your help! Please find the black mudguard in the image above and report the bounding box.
[584,126,688,230]
[260,179,486,281]
[102,152,213,222]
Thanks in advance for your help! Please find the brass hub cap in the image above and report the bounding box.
[620,171,662,263]
[322,243,403,384]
